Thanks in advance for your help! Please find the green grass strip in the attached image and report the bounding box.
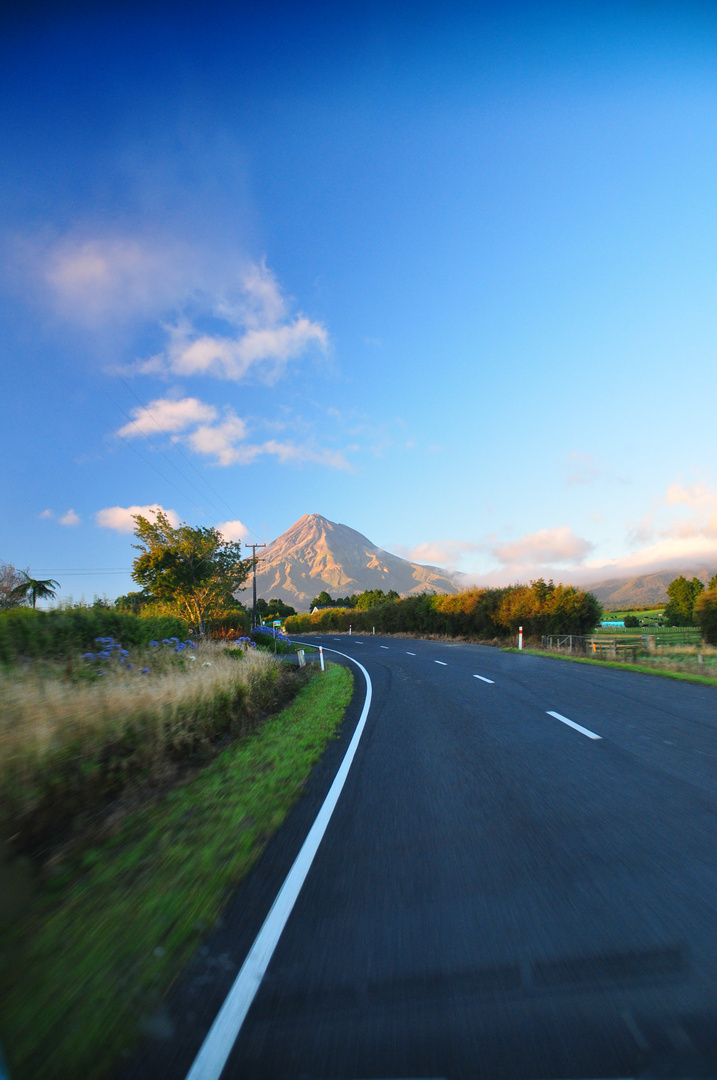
[503,647,717,687]
[0,662,353,1080]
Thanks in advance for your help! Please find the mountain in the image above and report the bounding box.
[249,513,461,612]
[585,566,717,610]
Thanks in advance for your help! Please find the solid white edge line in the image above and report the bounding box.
[473,675,495,684]
[546,710,602,740]
[184,644,373,1080]
[434,660,447,665]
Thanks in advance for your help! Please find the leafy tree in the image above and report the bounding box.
[131,511,251,631]
[623,615,640,628]
[114,590,152,613]
[310,590,335,609]
[9,571,60,609]
[663,575,704,626]
[695,587,717,645]
[0,562,30,610]
[260,597,297,620]
[708,574,717,592]
[354,588,400,610]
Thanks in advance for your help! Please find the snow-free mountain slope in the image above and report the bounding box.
[251,513,460,612]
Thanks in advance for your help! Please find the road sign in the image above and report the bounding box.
[272,619,282,627]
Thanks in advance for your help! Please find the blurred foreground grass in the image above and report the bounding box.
[0,661,353,1080]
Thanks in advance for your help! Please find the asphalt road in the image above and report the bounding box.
[123,636,717,1080]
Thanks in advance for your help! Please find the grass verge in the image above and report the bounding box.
[504,647,717,688]
[0,661,353,1080]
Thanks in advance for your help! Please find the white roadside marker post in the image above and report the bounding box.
[519,626,523,651]
[319,646,324,671]
[349,625,352,635]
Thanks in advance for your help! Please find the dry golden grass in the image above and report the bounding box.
[0,643,291,851]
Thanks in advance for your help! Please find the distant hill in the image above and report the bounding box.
[585,566,717,610]
[250,513,461,612]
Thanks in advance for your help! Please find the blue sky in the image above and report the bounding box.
[3,1,717,603]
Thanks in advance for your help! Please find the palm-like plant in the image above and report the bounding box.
[10,572,60,609]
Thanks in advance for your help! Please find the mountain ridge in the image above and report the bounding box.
[250,513,460,612]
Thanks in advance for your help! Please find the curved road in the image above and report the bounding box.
[124,635,717,1080]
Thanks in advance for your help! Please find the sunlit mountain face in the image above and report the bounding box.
[249,513,461,612]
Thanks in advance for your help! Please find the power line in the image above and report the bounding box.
[104,392,230,522]
[103,420,210,512]
[111,372,261,541]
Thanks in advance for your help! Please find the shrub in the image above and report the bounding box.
[0,608,189,665]
[695,588,717,646]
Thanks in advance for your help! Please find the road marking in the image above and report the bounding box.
[546,711,602,740]
[185,645,373,1080]
[434,660,448,666]
[406,651,416,655]
[333,637,342,641]
[473,675,495,684]
[380,645,389,649]
[354,641,363,644]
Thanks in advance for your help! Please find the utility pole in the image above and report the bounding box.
[246,543,266,628]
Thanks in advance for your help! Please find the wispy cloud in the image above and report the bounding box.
[565,451,600,486]
[137,259,328,383]
[95,504,180,533]
[117,396,217,438]
[492,526,595,568]
[38,508,81,525]
[393,539,478,571]
[115,395,350,470]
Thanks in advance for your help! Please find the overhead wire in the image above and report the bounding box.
[111,371,261,542]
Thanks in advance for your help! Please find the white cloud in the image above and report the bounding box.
[59,509,80,526]
[115,395,349,469]
[136,259,328,384]
[492,526,594,567]
[95,504,179,533]
[39,509,54,519]
[39,235,193,326]
[185,413,250,466]
[117,396,218,438]
[217,519,250,542]
[395,540,479,570]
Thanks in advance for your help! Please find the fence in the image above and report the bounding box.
[541,630,702,660]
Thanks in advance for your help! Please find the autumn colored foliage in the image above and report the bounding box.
[284,579,602,639]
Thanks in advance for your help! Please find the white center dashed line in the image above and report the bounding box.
[473,675,495,684]
[434,660,447,666]
[546,711,602,740]
[380,645,389,649]
[406,651,416,655]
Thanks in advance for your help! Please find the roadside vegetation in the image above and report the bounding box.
[286,579,602,639]
[0,660,353,1080]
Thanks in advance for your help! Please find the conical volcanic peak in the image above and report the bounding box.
[250,513,460,612]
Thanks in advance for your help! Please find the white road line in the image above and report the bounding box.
[333,637,342,641]
[184,646,373,1080]
[354,641,363,644]
[546,711,602,740]
[473,675,495,684]
[434,660,448,666]
[406,651,416,655]
[380,645,389,649]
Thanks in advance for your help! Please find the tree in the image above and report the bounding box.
[310,591,334,609]
[9,571,60,609]
[623,615,640,628]
[131,511,251,631]
[695,587,717,645]
[708,574,717,592]
[664,576,704,626]
[0,562,30,610]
